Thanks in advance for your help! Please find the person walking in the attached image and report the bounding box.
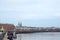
[8,35,13,40]
[7,31,13,40]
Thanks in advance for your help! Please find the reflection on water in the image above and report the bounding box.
[16,32,60,40]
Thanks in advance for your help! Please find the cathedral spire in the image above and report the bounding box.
[18,22,22,27]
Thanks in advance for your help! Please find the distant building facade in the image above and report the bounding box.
[0,23,15,31]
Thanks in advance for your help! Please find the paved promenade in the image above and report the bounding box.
[0,32,17,40]
[3,32,17,40]
[3,33,9,40]
[0,32,2,34]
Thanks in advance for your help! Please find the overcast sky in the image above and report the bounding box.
[0,0,60,27]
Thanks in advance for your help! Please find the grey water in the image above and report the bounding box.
[15,32,60,40]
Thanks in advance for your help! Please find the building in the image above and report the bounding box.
[0,23,15,31]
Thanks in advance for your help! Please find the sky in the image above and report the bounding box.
[0,0,60,27]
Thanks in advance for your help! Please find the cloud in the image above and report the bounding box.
[0,0,60,27]
[0,0,60,20]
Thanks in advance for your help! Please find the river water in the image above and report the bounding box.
[15,32,60,40]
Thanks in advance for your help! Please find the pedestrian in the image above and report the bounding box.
[8,35,13,40]
[7,31,13,40]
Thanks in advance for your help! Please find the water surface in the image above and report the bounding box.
[15,32,60,40]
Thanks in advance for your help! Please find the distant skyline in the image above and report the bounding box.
[0,0,60,27]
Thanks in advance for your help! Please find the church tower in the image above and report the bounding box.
[18,22,22,27]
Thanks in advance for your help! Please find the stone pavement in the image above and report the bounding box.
[3,32,9,40]
[3,32,17,40]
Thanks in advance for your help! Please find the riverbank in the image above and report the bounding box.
[16,27,60,34]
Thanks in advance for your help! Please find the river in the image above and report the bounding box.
[15,32,60,40]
